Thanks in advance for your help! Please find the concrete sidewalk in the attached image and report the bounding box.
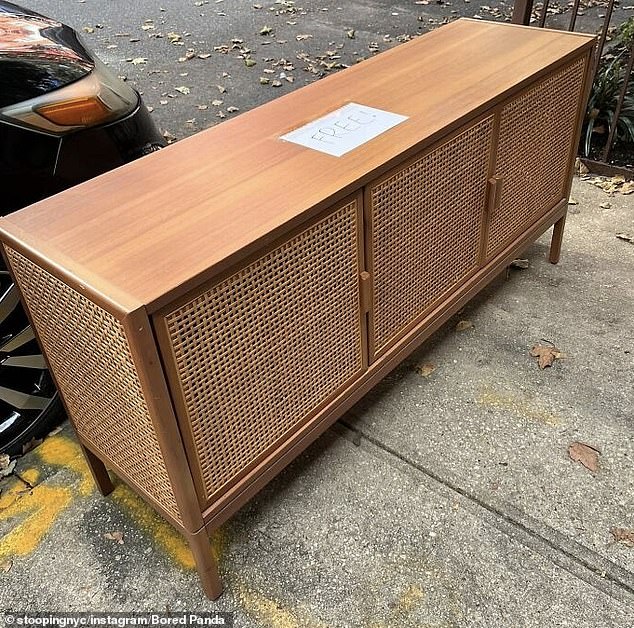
[0,175,633,626]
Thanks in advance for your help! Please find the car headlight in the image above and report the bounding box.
[0,58,138,133]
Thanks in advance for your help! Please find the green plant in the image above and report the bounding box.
[583,18,634,157]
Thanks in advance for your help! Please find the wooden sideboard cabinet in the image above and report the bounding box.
[0,19,595,598]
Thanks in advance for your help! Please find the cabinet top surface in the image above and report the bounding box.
[0,19,593,313]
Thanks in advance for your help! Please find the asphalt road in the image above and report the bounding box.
[24,0,630,143]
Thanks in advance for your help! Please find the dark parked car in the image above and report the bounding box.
[0,1,164,455]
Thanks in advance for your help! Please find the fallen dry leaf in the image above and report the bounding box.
[0,559,12,573]
[568,197,578,205]
[174,86,190,94]
[590,175,633,195]
[259,25,273,35]
[216,84,227,93]
[616,232,634,244]
[574,157,590,175]
[226,106,239,113]
[620,181,634,195]
[568,441,600,472]
[347,29,356,39]
[104,531,124,544]
[244,58,257,67]
[0,454,15,478]
[529,343,564,369]
[455,320,473,332]
[611,528,634,546]
[415,363,436,378]
[129,57,147,65]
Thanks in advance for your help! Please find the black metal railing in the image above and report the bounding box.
[512,0,633,171]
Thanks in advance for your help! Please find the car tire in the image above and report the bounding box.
[0,264,65,457]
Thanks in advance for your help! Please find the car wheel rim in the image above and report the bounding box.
[0,269,58,453]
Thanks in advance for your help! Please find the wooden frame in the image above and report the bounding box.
[0,20,595,599]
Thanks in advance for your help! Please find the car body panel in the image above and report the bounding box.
[0,1,93,108]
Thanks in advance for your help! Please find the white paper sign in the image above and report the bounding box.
[280,103,408,157]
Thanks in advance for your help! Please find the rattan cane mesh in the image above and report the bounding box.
[164,201,363,503]
[4,247,181,521]
[486,56,586,258]
[369,117,494,357]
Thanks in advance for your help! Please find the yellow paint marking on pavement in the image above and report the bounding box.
[397,583,425,612]
[0,469,72,558]
[364,583,427,628]
[0,468,40,510]
[236,582,327,628]
[478,386,561,427]
[36,435,94,495]
[111,482,226,570]
[111,482,196,569]
[0,433,226,571]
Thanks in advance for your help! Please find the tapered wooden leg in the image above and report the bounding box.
[79,443,114,496]
[549,214,566,264]
[186,527,223,600]
[80,443,114,496]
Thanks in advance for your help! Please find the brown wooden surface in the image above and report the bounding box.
[0,19,594,314]
[122,308,205,532]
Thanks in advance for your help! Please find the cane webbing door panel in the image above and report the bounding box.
[486,56,588,259]
[158,198,365,506]
[3,247,182,522]
[367,116,495,359]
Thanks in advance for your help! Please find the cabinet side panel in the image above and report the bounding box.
[4,246,181,522]
[162,200,364,505]
[369,116,494,357]
[486,55,587,258]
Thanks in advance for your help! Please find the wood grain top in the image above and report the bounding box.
[0,19,594,314]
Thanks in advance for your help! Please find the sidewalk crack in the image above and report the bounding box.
[336,418,634,606]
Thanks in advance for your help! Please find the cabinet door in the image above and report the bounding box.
[155,196,365,508]
[367,116,495,360]
[486,56,588,259]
